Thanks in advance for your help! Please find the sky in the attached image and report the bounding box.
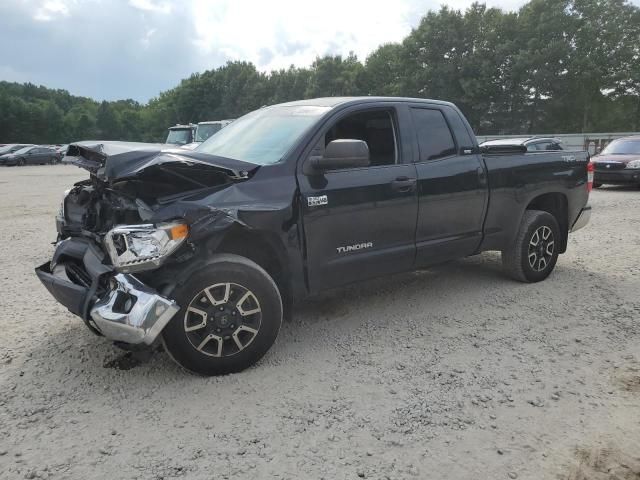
[0,0,628,103]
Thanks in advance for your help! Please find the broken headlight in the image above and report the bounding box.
[104,222,189,273]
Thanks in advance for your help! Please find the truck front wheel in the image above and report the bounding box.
[162,254,283,375]
[502,210,561,283]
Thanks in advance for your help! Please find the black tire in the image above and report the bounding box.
[592,182,602,189]
[162,254,282,375]
[502,210,561,283]
[17,157,25,167]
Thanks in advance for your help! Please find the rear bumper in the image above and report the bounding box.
[594,169,640,185]
[570,205,591,233]
[35,238,179,345]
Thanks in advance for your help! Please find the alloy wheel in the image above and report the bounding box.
[528,225,554,272]
[183,282,262,357]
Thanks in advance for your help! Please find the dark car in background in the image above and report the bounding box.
[479,137,564,152]
[0,143,34,157]
[0,145,59,166]
[591,135,640,188]
[55,144,69,161]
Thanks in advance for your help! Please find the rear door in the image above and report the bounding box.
[298,104,419,292]
[25,148,40,164]
[409,104,489,266]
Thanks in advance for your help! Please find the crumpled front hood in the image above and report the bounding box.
[63,141,259,182]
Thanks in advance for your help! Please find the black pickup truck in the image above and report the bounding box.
[36,97,592,375]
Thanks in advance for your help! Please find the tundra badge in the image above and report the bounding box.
[307,195,328,207]
[337,242,373,254]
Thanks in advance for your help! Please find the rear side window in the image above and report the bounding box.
[410,108,456,161]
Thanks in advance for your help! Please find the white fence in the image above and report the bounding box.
[475,132,640,155]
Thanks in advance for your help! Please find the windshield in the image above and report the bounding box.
[0,145,16,154]
[195,124,222,142]
[166,129,192,145]
[601,139,640,155]
[13,146,33,155]
[196,105,331,165]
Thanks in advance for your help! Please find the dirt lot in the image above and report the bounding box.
[0,165,639,480]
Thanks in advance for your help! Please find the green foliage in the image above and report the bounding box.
[1,0,639,143]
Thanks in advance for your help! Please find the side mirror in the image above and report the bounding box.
[309,139,370,172]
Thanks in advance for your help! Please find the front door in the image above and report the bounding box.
[298,106,419,292]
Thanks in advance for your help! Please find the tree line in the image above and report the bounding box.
[1,0,639,145]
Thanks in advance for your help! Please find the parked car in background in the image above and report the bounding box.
[55,144,69,161]
[479,137,564,152]
[0,143,34,156]
[591,135,640,188]
[165,124,196,146]
[0,145,59,166]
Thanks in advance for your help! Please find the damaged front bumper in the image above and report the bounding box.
[90,274,179,345]
[35,238,179,345]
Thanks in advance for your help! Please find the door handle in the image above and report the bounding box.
[391,176,417,192]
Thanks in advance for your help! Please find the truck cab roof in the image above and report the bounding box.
[277,96,457,109]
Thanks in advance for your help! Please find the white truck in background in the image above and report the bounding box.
[179,120,235,150]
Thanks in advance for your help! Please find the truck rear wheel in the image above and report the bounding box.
[162,254,282,375]
[502,210,560,283]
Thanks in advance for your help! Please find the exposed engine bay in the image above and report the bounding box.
[60,142,257,240]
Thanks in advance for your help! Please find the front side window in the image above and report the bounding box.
[197,105,330,165]
[410,108,456,161]
[324,110,398,167]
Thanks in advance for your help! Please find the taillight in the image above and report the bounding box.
[587,161,594,192]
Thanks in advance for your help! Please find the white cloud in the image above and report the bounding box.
[141,28,157,48]
[189,0,420,71]
[129,0,172,14]
[4,0,640,100]
[33,0,72,21]
[185,0,545,72]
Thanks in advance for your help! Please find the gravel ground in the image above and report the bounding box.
[1,165,639,480]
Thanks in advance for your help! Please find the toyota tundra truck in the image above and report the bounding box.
[35,97,592,375]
